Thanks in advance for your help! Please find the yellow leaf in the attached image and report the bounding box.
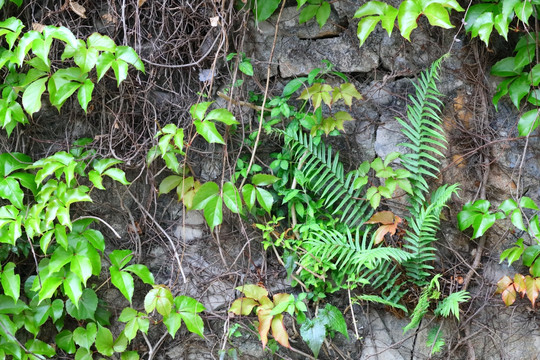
[271,314,290,348]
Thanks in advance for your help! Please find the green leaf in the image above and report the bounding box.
[222,181,242,214]
[300,318,326,358]
[63,271,83,307]
[318,304,348,338]
[83,229,105,252]
[0,295,28,314]
[423,3,453,28]
[110,266,134,303]
[254,0,281,22]
[87,33,116,52]
[252,174,279,186]
[190,102,213,121]
[25,339,56,357]
[192,181,220,210]
[523,245,540,267]
[73,322,97,350]
[109,249,133,269]
[0,177,23,209]
[124,264,155,285]
[0,153,32,177]
[111,59,128,86]
[66,288,98,321]
[203,195,223,231]
[514,0,532,24]
[95,325,114,356]
[282,78,306,97]
[158,175,182,195]
[38,273,63,302]
[316,2,331,28]
[491,57,520,77]
[71,254,93,286]
[239,61,254,76]
[144,286,174,316]
[518,109,539,136]
[205,108,238,125]
[96,52,114,82]
[75,347,92,360]
[194,120,225,144]
[242,184,256,211]
[299,4,318,24]
[121,351,140,360]
[103,167,130,185]
[256,187,274,213]
[172,295,205,337]
[56,330,76,353]
[508,74,530,109]
[77,79,94,113]
[74,46,99,73]
[116,46,145,72]
[398,0,422,40]
[0,262,19,302]
[163,312,183,338]
[22,77,48,116]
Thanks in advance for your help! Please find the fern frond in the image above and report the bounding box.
[397,57,447,213]
[354,294,408,313]
[434,290,470,320]
[301,227,411,290]
[285,130,373,227]
[403,275,440,333]
[403,184,459,285]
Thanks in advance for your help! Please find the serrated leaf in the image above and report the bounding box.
[116,46,145,72]
[144,286,174,316]
[190,102,212,121]
[175,295,205,337]
[66,288,98,321]
[318,304,348,338]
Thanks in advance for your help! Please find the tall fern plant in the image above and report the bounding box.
[397,57,459,286]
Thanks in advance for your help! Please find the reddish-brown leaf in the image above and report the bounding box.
[257,308,273,348]
[496,276,513,294]
[367,212,402,245]
[229,298,258,316]
[271,313,290,348]
[501,285,517,306]
[525,275,539,307]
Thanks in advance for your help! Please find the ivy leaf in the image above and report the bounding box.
[256,187,274,214]
[398,0,422,40]
[0,262,19,302]
[111,59,128,86]
[87,33,116,52]
[96,52,114,82]
[205,108,238,125]
[163,312,183,339]
[22,77,48,116]
[423,3,453,28]
[508,74,530,109]
[257,307,273,348]
[518,109,539,136]
[252,174,279,186]
[194,120,225,144]
[110,266,134,303]
[190,102,213,121]
[318,304,348,338]
[282,78,306,97]
[316,2,331,28]
[174,295,205,337]
[159,175,182,195]
[299,5,319,24]
[103,168,130,185]
[74,46,99,73]
[25,339,55,358]
[73,322,97,350]
[144,286,174,316]
[271,313,290,348]
[229,297,259,316]
[192,182,220,210]
[109,249,133,269]
[525,275,539,307]
[95,325,114,356]
[300,318,326,358]
[239,60,254,76]
[124,264,155,285]
[56,330,76,353]
[77,79,94,113]
[356,16,381,47]
[116,46,145,72]
[235,284,268,301]
[222,181,242,214]
[242,184,256,211]
[66,288,98,321]
[63,271,83,307]
[0,177,23,210]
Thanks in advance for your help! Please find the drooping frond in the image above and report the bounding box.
[354,294,408,314]
[285,130,373,228]
[397,57,447,213]
[402,184,459,285]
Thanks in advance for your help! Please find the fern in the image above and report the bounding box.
[403,275,441,333]
[434,290,470,320]
[354,294,408,314]
[402,184,459,285]
[285,130,373,228]
[397,57,447,211]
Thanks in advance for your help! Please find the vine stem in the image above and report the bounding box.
[239,0,286,189]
